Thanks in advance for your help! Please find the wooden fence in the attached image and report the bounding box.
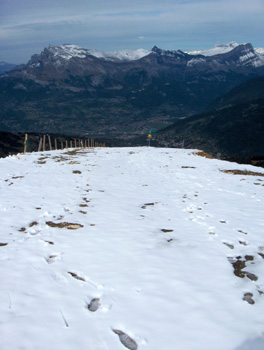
[24,134,106,154]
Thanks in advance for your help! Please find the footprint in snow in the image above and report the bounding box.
[87,298,101,312]
[113,330,138,350]
[46,253,61,264]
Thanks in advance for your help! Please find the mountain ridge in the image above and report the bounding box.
[0,42,264,139]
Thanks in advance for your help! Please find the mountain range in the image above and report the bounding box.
[0,42,263,130]
[0,42,263,158]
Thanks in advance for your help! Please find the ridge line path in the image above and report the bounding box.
[0,147,264,350]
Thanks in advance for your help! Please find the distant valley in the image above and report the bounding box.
[0,42,263,159]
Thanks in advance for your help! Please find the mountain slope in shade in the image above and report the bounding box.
[0,61,16,74]
[156,76,264,158]
[208,76,264,110]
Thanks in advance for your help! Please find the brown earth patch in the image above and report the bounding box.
[29,221,38,227]
[46,221,83,229]
[220,170,264,177]
[68,272,86,281]
[228,256,258,281]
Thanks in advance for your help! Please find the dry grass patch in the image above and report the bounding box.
[63,149,88,156]
[220,170,264,177]
[192,151,213,159]
[46,221,83,230]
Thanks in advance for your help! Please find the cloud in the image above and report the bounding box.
[0,0,263,63]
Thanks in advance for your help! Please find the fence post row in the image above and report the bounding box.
[23,135,105,154]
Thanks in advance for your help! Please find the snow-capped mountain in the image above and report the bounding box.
[1,42,264,139]
[187,42,240,56]
[187,42,264,68]
[39,42,264,67]
[47,44,151,62]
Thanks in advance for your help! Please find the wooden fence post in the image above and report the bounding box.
[61,140,63,149]
[66,140,68,149]
[54,139,57,150]
[24,134,28,154]
[74,139,77,148]
[38,137,42,152]
[48,135,52,150]
[70,140,73,148]
[43,135,46,152]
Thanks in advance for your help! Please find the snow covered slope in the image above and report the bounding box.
[187,42,264,67]
[1,147,264,350]
[47,44,151,61]
[187,42,240,56]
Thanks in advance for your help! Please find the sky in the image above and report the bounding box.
[0,0,264,63]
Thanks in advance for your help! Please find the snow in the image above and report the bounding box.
[187,42,239,56]
[48,44,150,62]
[239,51,256,63]
[187,58,206,66]
[255,48,264,55]
[49,44,88,60]
[87,48,151,61]
[1,147,264,350]
[253,48,264,67]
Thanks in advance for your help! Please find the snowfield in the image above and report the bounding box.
[0,147,264,350]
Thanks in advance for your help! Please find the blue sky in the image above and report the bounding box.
[0,0,263,63]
